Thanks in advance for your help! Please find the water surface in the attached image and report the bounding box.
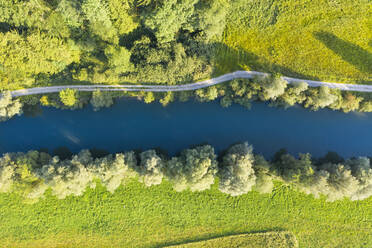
[1,99,372,158]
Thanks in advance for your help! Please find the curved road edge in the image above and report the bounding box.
[9,70,372,97]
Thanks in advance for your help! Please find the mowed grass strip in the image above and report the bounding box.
[219,0,372,83]
[168,231,298,248]
[0,180,371,248]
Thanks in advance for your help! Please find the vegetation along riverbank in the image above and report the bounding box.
[0,142,371,247]
[0,0,371,121]
[3,74,372,122]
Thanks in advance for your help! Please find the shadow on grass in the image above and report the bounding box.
[211,42,320,80]
[154,228,286,248]
[313,31,372,74]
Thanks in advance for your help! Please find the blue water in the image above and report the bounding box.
[1,99,372,158]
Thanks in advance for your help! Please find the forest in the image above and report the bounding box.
[0,0,371,122]
[1,142,371,203]
[0,0,226,90]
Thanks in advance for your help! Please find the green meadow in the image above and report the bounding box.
[0,180,371,248]
[218,0,371,83]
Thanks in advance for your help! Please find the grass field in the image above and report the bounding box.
[217,0,372,83]
[170,231,298,248]
[0,180,371,248]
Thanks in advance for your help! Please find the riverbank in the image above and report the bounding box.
[9,71,372,97]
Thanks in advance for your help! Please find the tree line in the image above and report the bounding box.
[1,0,372,120]
[0,142,371,203]
[3,74,371,122]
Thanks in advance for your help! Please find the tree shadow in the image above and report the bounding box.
[119,26,157,50]
[53,146,73,160]
[196,41,320,81]
[154,228,286,248]
[0,22,28,34]
[313,31,372,74]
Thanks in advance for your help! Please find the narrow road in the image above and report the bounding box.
[9,71,372,97]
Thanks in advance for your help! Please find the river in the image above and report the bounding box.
[1,99,371,158]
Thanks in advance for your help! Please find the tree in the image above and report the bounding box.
[219,143,257,196]
[0,91,23,121]
[0,153,16,193]
[339,93,363,113]
[345,157,372,200]
[56,0,83,28]
[139,150,164,187]
[273,152,315,185]
[59,88,79,107]
[108,0,138,36]
[104,45,133,73]
[92,152,137,193]
[304,86,338,110]
[258,76,287,101]
[319,163,359,201]
[0,151,51,200]
[253,155,274,193]
[192,0,228,41]
[195,86,218,102]
[359,101,372,112]
[0,30,80,87]
[144,0,199,43]
[143,91,155,103]
[277,81,308,107]
[166,145,217,192]
[82,0,118,42]
[40,150,96,199]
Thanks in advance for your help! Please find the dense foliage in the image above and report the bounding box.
[11,72,372,123]
[0,0,228,91]
[1,143,371,202]
[1,0,368,90]
[0,0,370,120]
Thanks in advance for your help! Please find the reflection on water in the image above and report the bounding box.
[1,98,372,158]
[60,129,81,145]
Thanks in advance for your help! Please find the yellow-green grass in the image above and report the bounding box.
[169,231,298,248]
[218,0,372,83]
[0,180,371,248]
